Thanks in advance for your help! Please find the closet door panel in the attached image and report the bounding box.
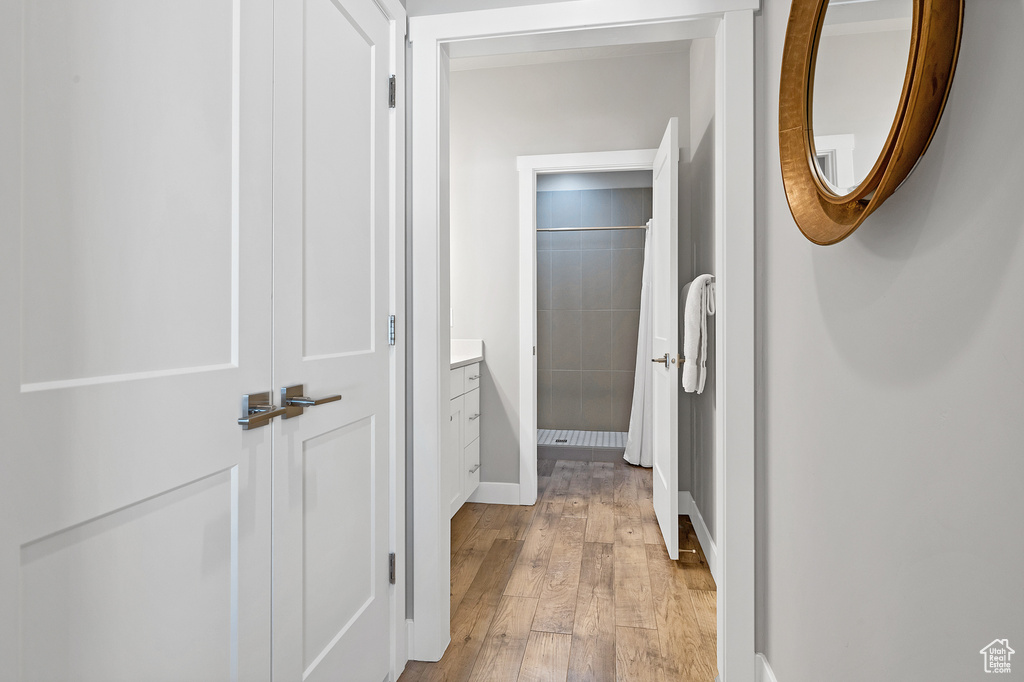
[0,1,276,678]
[271,0,394,678]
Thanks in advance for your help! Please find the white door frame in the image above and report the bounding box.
[408,3,756,680]
[374,0,408,678]
[515,149,659,508]
[388,8,412,659]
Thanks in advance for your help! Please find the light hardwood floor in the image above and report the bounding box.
[399,459,717,682]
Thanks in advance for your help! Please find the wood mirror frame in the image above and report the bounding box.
[779,0,964,245]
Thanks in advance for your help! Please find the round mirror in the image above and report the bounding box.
[811,0,913,195]
[778,0,964,245]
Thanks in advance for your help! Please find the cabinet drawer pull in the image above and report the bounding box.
[468,413,481,421]
[468,375,480,381]
[468,464,481,474]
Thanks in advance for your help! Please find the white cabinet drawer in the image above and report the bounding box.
[465,437,480,496]
[463,388,480,444]
[448,396,464,518]
[463,363,481,392]
[449,366,465,400]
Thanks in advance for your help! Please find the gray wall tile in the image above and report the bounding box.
[611,248,645,309]
[581,189,612,228]
[614,228,647,249]
[537,309,552,370]
[582,371,612,430]
[550,370,582,429]
[537,231,553,251]
[537,191,553,229]
[550,310,582,370]
[611,187,644,226]
[611,310,641,371]
[611,371,636,431]
[536,188,648,433]
[591,448,626,463]
[550,250,582,310]
[537,250,552,311]
[537,369,553,430]
[548,229,582,250]
[537,446,627,463]
[581,249,612,311]
[581,310,612,370]
[641,187,652,224]
[550,189,582,228]
[581,229,613,250]
[538,445,593,462]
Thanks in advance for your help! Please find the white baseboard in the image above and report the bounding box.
[468,482,521,505]
[756,653,778,682]
[677,491,719,584]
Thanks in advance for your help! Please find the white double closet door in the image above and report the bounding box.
[0,0,395,680]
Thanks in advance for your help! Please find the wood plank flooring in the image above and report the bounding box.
[400,460,717,682]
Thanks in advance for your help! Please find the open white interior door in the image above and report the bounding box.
[271,0,394,679]
[651,118,681,560]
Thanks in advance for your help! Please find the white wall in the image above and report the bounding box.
[682,36,716,538]
[450,50,690,483]
[759,2,1024,680]
[690,37,715,150]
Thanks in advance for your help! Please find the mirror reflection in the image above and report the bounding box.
[812,0,912,194]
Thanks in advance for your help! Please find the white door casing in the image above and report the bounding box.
[411,6,756,673]
[0,1,275,679]
[651,118,681,561]
[271,0,394,679]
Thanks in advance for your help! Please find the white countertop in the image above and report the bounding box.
[451,338,483,369]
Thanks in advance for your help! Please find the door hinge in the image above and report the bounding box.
[389,552,396,584]
[388,75,396,109]
[388,314,396,346]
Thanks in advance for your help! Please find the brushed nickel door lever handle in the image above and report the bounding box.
[287,395,342,407]
[280,384,342,419]
[239,392,287,430]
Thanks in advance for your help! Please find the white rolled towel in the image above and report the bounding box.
[681,274,715,394]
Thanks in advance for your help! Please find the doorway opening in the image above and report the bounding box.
[409,7,755,679]
[516,151,658,506]
[535,171,653,467]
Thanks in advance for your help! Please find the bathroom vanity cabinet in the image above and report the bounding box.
[448,346,482,517]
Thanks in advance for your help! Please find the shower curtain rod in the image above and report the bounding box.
[537,224,648,232]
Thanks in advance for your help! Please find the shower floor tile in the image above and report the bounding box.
[537,429,627,449]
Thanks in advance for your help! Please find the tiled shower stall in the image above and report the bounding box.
[536,186,652,460]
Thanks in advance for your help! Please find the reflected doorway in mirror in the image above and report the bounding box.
[813,134,855,195]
